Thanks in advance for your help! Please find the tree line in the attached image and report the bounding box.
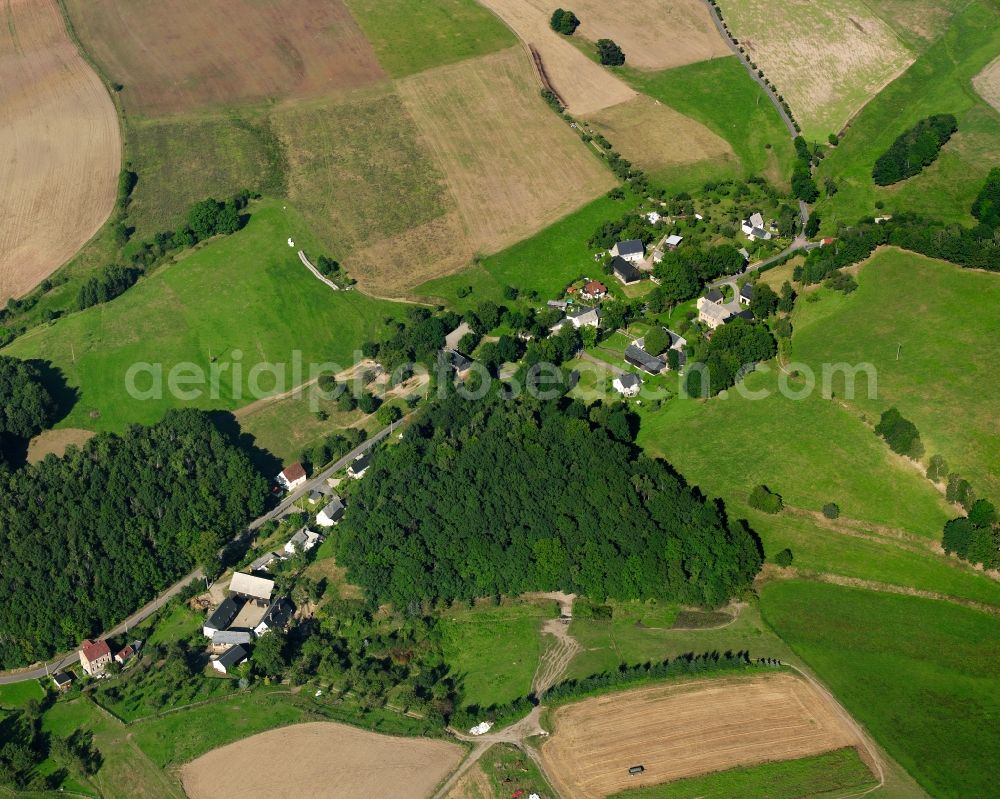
[0,409,268,666]
[872,114,957,186]
[336,390,763,611]
[0,701,100,791]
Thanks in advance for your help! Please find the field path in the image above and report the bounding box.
[529,592,580,697]
[0,0,120,302]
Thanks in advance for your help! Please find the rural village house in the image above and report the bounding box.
[611,239,645,263]
[316,496,345,527]
[580,279,607,300]
[254,598,295,637]
[79,638,112,677]
[51,672,73,692]
[741,211,772,241]
[624,343,665,375]
[739,283,754,306]
[698,296,733,329]
[211,644,248,674]
[276,462,307,491]
[612,256,642,285]
[229,571,275,604]
[347,450,372,479]
[613,373,642,397]
[285,527,323,555]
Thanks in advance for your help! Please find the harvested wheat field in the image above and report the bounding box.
[572,0,729,70]
[477,0,635,115]
[0,0,119,303]
[721,0,913,138]
[181,722,463,799]
[352,46,614,294]
[540,673,864,799]
[584,95,735,181]
[63,0,384,114]
[27,429,95,464]
[973,54,1000,113]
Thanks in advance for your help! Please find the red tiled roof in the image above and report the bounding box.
[81,639,110,662]
[584,280,607,294]
[116,645,135,661]
[281,462,306,482]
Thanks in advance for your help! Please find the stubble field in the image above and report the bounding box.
[0,0,120,303]
[719,0,913,139]
[63,0,385,115]
[540,673,863,799]
[181,721,464,799]
[353,46,614,294]
[570,0,730,70]
[476,0,636,115]
[973,54,1000,113]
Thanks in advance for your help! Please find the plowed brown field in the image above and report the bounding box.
[0,0,119,303]
[181,722,463,799]
[540,673,861,799]
[63,0,385,114]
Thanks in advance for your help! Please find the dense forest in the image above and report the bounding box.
[0,410,268,666]
[336,391,762,609]
[872,114,957,185]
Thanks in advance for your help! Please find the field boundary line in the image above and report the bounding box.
[297,250,340,291]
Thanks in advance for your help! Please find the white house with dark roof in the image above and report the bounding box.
[284,527,322,555]
[254,598,295,637]
[347,450,372,479]
[211,644,248,674]
[741,211,772,241]
[612,373,642,397]
[739,283,754,306]
[698,296,733,329]
[553,306,601,333]
[624,344,665,375]
[612,239,645,263]
[316,495,345,527]
[612,256,642,285]
[203,596,244,638]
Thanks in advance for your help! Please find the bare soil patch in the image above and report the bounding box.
[64,0,385,115]
[476,0,635,115]
[0,0,120,303]
[973,54,1000,113]
[540,672,862,799]
[181,721,464,799]
[583,95,734,179]
[356,46,614,294]
[572,0,729,70]
[27,428,96,463]
[722,0,913,138]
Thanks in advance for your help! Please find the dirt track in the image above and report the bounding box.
[0,0,119,303]
[540,672,862,799]
[181,721,463,799]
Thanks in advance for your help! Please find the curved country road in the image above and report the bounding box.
[0,424,400,684]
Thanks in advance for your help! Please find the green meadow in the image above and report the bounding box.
[416,191,631,308]
[815,0,1000,229]
[439,601,555,708]
[762,580,1000,799]
[4,201,404,430]
[610,747,876,799]
[794,248,1000,504]
[344,0,515,78]
[625,56,796,189]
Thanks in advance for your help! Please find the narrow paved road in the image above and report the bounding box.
[0,424,399,684]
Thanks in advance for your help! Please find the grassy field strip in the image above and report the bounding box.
[762,580,1000,799]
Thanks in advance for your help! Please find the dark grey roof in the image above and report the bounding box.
[618,373,641,389]
[52,672,73,686]
[446,349,473,371]
[665,329,684,348]
[740,283,754,300]
[351,450,372,472]
[205,597,243,631]
[616,239,644,256]
[705,288,724,303]
[259,598,295,631]
[612,257,641,284]
[751,227,769,238]
[624,344,665,375]
[320,497,345,520]
[567,305,599,320]
[725,309,755,323]
[217,644,248,669]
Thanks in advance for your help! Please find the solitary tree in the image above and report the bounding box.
[596,39,625,66]
[549,8,580,34]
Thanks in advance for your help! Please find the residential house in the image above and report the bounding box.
[249,550,282,573]
[443,349,474,379]
[284,527,322,555]
[611,239,644,263]
[444,321,472,352]
[347,450,372,479]
[316,496,345,527]
[211,644,248,675]
[52,672,73,692]
[725,308,755,324]
[741,211,772,241]
[307,489,324,505]
[612,373,642,397]
[210,630,254,647]
[114,641,141,666]
[697,296,733,329]
[276,462,307,491]
[612,256,642,285]
[739,283,754,306]
[705,287,724,304]
[254,598,295,637]
[580,279,607,300]
[203,596,244,639]
[624,344,666,375]
[664,234,683,250]
[555,305,602,332]
[229,572,275,605]
[79,639,112,677]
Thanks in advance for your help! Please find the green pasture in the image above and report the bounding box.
[762,580,1000,799]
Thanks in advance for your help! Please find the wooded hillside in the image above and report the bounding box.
[337,392,762,608]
